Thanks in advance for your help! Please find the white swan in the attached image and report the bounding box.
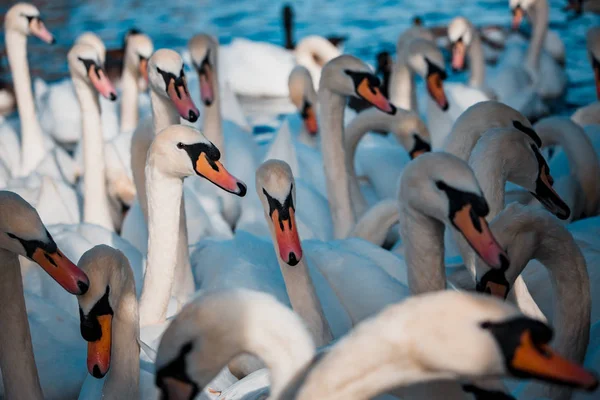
[76,245,157,400]
[572,27,600,127]
[0,190,89,399]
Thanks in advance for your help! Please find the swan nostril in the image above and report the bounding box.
[77,280,89,295]
[237,182,247,197]
[287,252,299,266]
[92,365,105,378]
[188,110,199,122]
[204,99,213,107]
[109,92,117,101]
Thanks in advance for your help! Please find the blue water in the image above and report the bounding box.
[1,0,599,112]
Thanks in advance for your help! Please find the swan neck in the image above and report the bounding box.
[6,30,45,176]
[527,0,548,70]
[138,167,183,326]
[0,249,44,399]
[319,87,355,238]
[73,77,114,230]
[390,62,415,111]
[468,33,485,87]
[201,65,224,156]
[150,90,180,133]
[120,62,139,133]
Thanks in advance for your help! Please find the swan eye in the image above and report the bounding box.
[177,142,185,149]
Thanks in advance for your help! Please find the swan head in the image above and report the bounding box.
[289,66,319,136]
[149,125,247,196]
[404,38,449,111]
[399,153,508,270]
[587,27,600,100]
[148,49,200,122]
[256,160,303,266]
[68,41,118,101]
[156,289,315,400]
[5,3,55,44]
[188,34,218,107]
[391,292,598,390]
[320,55,396,114]
[0,191,89,295]
[76,245,134,379]
[510,0,536,30]
[390,110,431,158]
[448,17,474,71]
[124,30,153,88]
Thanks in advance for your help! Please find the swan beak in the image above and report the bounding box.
[87,314,112,379]
[139,57,149,85]
[426,72,449,111]
[32,248,89,295]
[88,64,118,101]
[29,18,55,44]
[451,40,466,71]
[194,154,247,197]
[451,203,509,269]
[160,377,196,400]
[198,64,215,106]
[476,268,511,299]
[272,208,303,266]
[167,77,199,122]
[531,164,571,220]
[356,78,396,114]
[301,101,319,135]
[510,330,598,391]
[512,6,524,30]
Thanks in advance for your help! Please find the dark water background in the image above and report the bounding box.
[0,0,599,113]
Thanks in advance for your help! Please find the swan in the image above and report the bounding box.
[0,3,78,184]
[565,0,600,15]
[0,190,89,399]
[287,65,319,147]
[138,124,247,327]
[318,55,396,239]
[76,245,158,400]
[532,117,600,221]
[474,203,592,400]
[572,27,600,127]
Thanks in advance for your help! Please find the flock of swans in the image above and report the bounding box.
[1,0,600,399]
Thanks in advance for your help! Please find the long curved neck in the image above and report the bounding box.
[397,204,446,294]
[150,90,180,134]
[293,312,452,400]
[201,60,224,158]
[350,199,399,247]
[468,31,485,87]
[0,248,44,399]
[269,225,332,347]
[319,87,355,239]
[138,165,182,326]
[104,281,140,398]
[120,60,139,133]
[527,0,548,71]
[5,31,46,176]
[390,62,416,111]
[73,77,114,230]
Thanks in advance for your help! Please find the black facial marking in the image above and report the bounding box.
[263,185,295,231]
[344,70,382,94]
[512,121,542,147]
[462,384,516,400]
[409,134,431,158]
[156,342,200,400]
[529,145,570,220]
[156,67,188,98]
[435,181,489,229]
[78,57,102,80]
[79,285,113,342]
[138,54,147,63]
[481,317,554,378]
[194,49,211,76]
[6,229,57,259]
[300,99,312,120]
[177,142,221,173]
[20,13,40,24]
[591,53,600,71]
[425,57,447,80]
[476,266,510,299]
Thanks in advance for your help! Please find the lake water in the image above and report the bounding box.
[1,0,599,114]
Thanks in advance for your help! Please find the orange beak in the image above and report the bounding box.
[485,281,510,299]
[426,72,449,111]
[452,41,466,71]
[31,248,89,295]
[271,208,303,266]
[199,65,215,106]
[512,7,524,30]
[301,102,319,135]
[88,64,117,101]
[510,330,599,390]
[29,18,55,44]
[167,77,200,122]
[356,78,396,114]
[451,203,508,269]
[87,314,112,379]
[139,57,149,85]
[194,154,247,197]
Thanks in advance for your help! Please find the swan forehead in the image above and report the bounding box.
[128,34,154,58]
[256,160,294,199]
[150,49,184,74]
[76,32,106,62]
[409,153,481,195]
[69,44,101,65]
[510,0,536,10]
[448,17,470,43]
[0,191,45,241]
[188,34,216,62]
[8,3,40,18]
[158,125,209,146]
